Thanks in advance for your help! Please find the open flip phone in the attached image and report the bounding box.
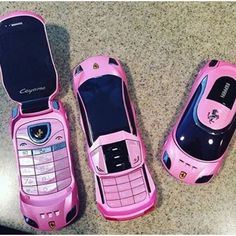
[72,55,157,221]
[0,11,79,230]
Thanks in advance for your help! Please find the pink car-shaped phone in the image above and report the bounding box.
[0,11,79,230]
[162,60,236,184]
[72,56,157,220]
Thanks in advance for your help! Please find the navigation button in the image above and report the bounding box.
[28,123,51,144]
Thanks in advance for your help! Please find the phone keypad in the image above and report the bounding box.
[101,168,148,208]
[18,133,72,196]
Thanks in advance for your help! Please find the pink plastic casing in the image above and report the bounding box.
[0,11,79,230]
[72,55,157,221]
[161,60,236,185]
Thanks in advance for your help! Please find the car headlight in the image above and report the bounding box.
[24,216,38,228]
[163,151,171,170]
[195,174,213,183]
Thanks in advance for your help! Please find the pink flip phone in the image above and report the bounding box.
[72,55,157,221]
[0,11,79,230]
[161,60,236,184]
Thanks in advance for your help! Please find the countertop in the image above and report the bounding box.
[0,2,235,234]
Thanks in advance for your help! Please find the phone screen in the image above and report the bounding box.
[0,15,56,102]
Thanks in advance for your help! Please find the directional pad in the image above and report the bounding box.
[28,123,51,144]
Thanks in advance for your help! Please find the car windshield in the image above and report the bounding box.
[176,79,236,161]
[78,75,131,145]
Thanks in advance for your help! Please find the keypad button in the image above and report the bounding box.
[23,186,38,195]
[117,182,131,192]
[131,177,143,188]
[107,200,121,208]
[121,197,134,206]
[21,176,36,186]
[129,169,142,181]
[33,152,53,165]
[119,189,133,199]
[37,172,56,185]
[33,147,52,156]
[104,185,118,193]
[18,150,32,157]
[132,184,146,195]
[19,157,34,166]
[53,148,67,161]
[52,142,66,152]
[20,166,35,176]
[105,192,120,201]
[57,178,71,191]
[35,162,54,175]
[134,191,147,203]
[56,167,71,181]
[54,158,69,171]
[116,175,129,184]
[38,183,57,195]
[102,178,116,186]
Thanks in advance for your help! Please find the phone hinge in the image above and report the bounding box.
[21,97,49,114]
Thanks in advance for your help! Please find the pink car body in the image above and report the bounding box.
[161,60,236,184]
[72,55,157,220]
[0,11,79,230]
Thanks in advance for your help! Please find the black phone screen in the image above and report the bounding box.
[207,76,236,109]
[0,15,56,103]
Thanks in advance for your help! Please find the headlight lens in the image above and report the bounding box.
[163,151,171,169]
[195,174,213,183]
[24,216,38,228]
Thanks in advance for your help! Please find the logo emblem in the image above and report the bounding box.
[207,109,219,124]
[35,129,44,138]
[48,221,56,230]
[179,171,187,179]
[93,63,99,69]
